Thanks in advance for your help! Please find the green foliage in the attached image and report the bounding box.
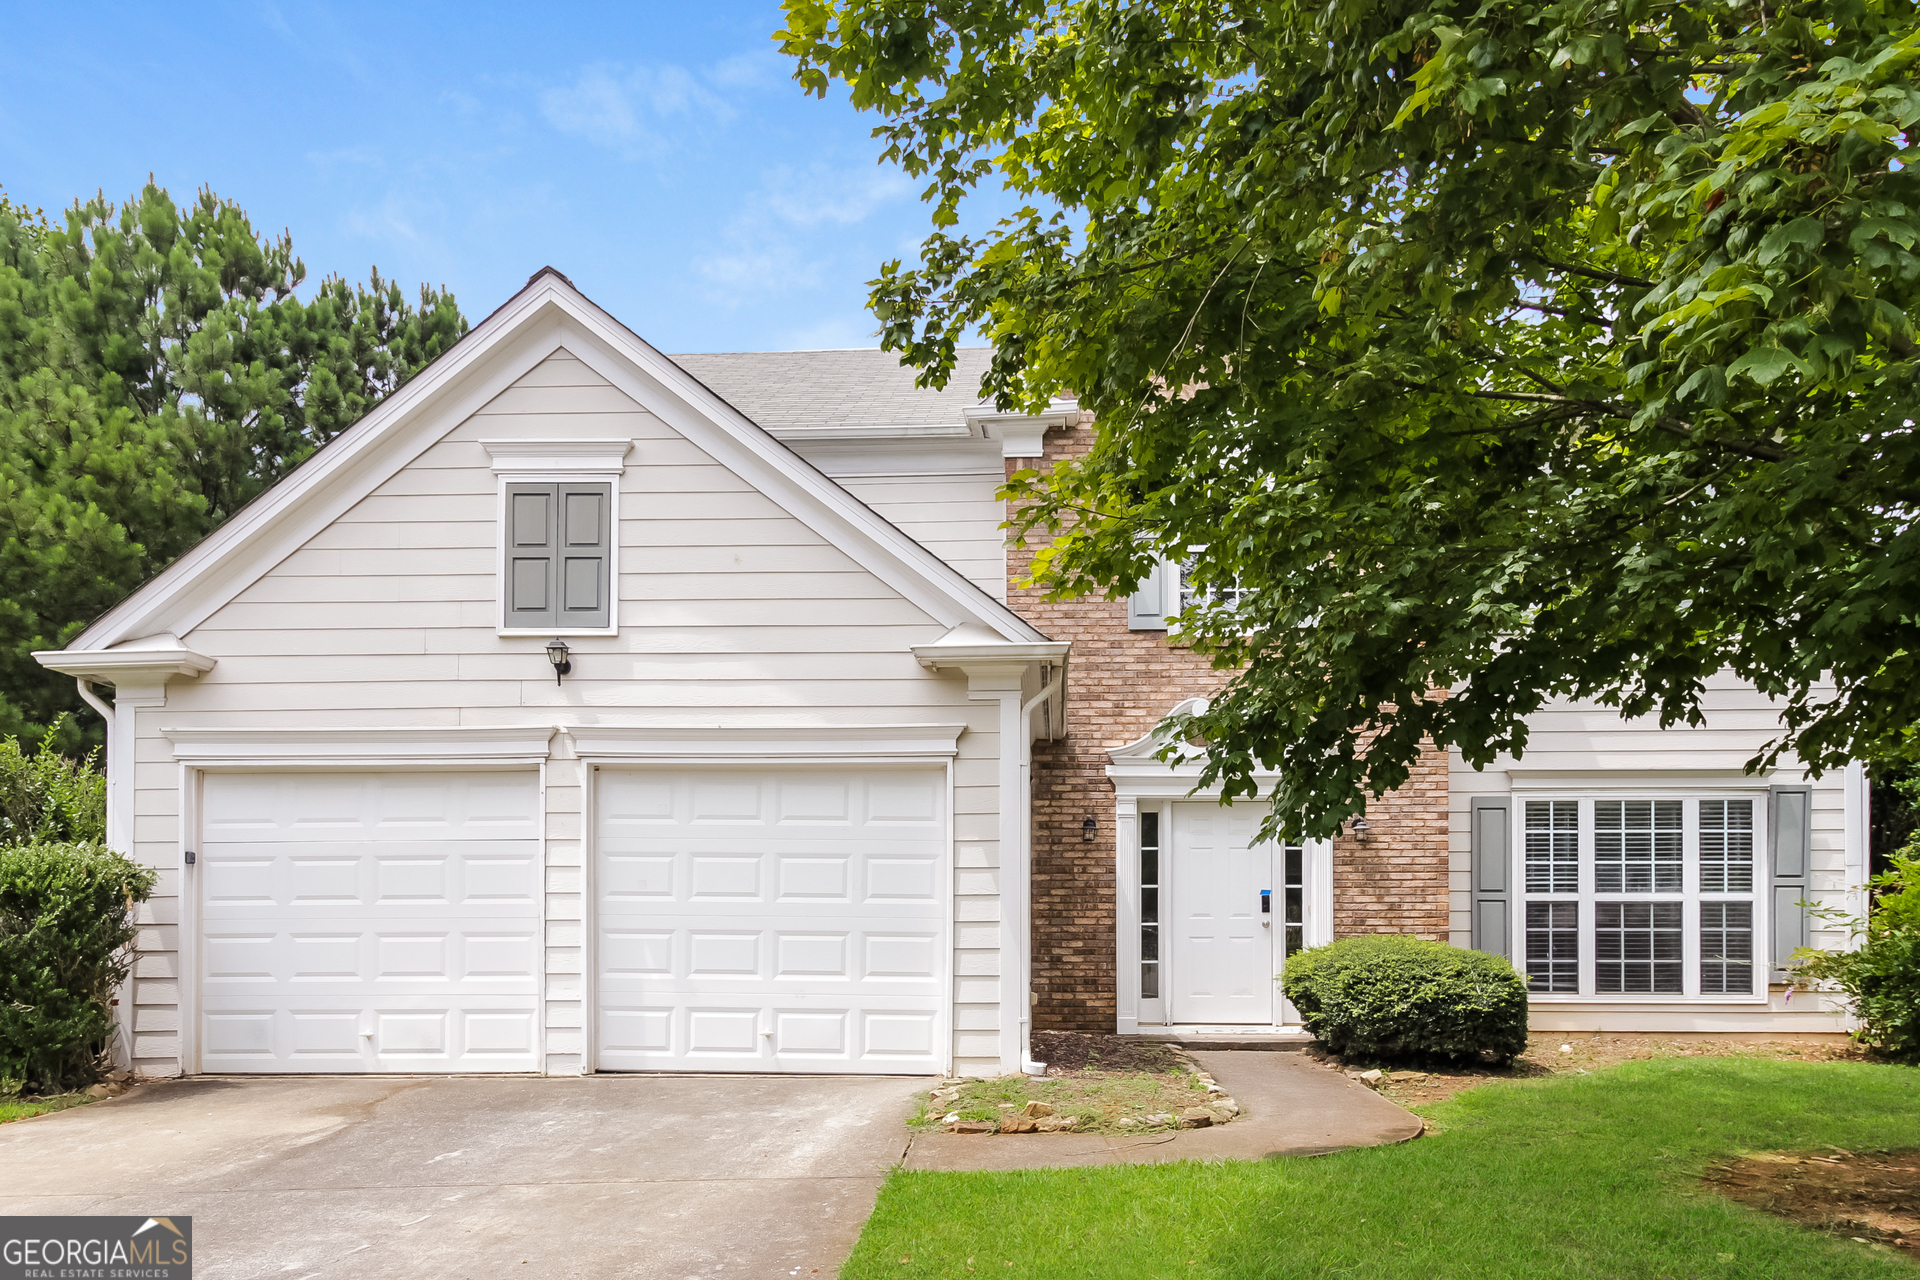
[1282,935,1530,1063]
[1797,853,1920,1062]
[0,182,467,752]
[0,841,155,1094]
[780,0,1920,838]
[0,716,105,846]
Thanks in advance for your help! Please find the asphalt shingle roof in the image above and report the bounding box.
[668,348,995,431]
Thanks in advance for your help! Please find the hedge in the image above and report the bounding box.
[0,841,155,1094]
[1282,934,1530,1063]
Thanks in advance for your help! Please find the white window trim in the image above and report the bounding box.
[1107,698,1333,1032]
[1512,784,1770,1006]
[485,439,631,637]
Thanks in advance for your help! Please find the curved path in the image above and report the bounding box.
[902,1048,1424,1172]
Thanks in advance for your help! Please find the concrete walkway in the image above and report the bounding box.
[903,1049,1422,1172]
[0,1073,921,1279]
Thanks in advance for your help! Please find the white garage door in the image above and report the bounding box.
[596,766,947,1074]
[197,772,542,1073]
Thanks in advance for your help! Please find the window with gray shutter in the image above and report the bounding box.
[504,481,612,629]
[1470,797,1512,959]
[1127,558,1171,630]
[1769,784,1812,980]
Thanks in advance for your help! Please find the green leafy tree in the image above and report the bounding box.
[0,183,466,751]
[780,0,1920,836]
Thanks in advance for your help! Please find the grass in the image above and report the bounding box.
[0,1091,93,1124]
[847,1057,1920,1279]
[914,1069,1221,1134]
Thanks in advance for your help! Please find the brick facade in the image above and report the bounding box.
[1009,421,1451,1032]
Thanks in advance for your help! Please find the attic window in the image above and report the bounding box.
[484,438,631,636]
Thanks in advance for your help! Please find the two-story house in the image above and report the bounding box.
[35,269,1860,1082]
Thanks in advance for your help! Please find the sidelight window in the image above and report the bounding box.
[1140,811,1161,1000]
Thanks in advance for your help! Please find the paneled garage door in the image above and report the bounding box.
[596,766,947,1074]
[197,772,542,1073]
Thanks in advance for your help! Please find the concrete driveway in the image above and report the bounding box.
[0,1073,922,1279]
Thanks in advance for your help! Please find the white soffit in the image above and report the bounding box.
[53,269,1051,654]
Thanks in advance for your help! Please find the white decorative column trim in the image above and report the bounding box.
[32,637,217,1071]
[33,638,217,854]
[914,637,1070,1074]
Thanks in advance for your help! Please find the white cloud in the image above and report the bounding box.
[760,163,913,227]
[539,62,738,159]
[692,162,914,302]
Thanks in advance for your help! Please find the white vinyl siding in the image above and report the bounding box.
[124,350,1008,1078]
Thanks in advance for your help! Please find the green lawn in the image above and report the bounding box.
[845,1058,1920,1279]
[0,1092,93,1124]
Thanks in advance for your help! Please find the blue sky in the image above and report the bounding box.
[0,2,1005,352]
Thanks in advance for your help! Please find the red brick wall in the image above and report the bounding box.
[1010,420,1452,1031]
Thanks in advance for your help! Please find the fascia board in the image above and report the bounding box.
[545,296,1051,644]
[68,286,578,651]
[34,647,216,680]
[910,641,1070,669]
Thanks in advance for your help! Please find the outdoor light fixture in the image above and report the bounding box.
[1350,816,1372,839]
[1081,816,1096,841]
[545,638,572,685]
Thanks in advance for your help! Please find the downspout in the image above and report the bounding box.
[75,679,118,849]
[1016,665,1054,1077]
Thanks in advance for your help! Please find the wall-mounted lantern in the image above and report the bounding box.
[546,638,572,685]
[1349,816,1372,840]
[1081,816,1096,841]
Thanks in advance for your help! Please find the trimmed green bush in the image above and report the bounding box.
[0,842,155,1094]
[1282,934,1529,1063]
[1795,852,1920,1063]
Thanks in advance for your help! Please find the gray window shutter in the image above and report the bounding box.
[505,481,612,629]
[1470,797,1512,959]
[558,483,611,628]
[505,482,558,628]
[1769,784,1812,980]
[1127,558,1170,631]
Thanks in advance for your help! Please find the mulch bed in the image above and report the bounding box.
[1703,1148,1920,1259]
[1031,1030,1184,1075]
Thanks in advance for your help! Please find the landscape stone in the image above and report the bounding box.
[998,1116,1038,1134]
[1020,1100,1053,1118]
[949,1121,997,1134]
[1177,1108,1213,1129]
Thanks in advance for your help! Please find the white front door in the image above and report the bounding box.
[197,771,543,1073]
[1168,802,1277,1024]
[594,765,948,1074]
